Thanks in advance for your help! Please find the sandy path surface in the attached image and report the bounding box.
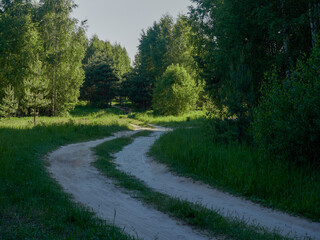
[113,130,320,240]
[47,131,210,240]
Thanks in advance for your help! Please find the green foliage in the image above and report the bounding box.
[81,36,130,106]
[253,43,320,166]
[152,64,199,116]
[150,127,320,221]
[0,1,87,117]
[83,54,120,107]
[39,0,86,115]
[22,56,50,124]
[190,0,314,123]
[0,85,18,119]
[0,2,42,102]
[128,15,202,109]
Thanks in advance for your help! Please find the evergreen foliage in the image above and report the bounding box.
[83,53,120,107]
[0,0,86,117]
[22,56,49,124]
[0,85,18,119]
[153,65,199,116]
[0,1,41,101]
[81,36,130,106]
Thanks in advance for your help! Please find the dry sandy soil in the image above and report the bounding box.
[47,127,320,240]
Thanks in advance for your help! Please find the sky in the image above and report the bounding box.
[71,0,192,61]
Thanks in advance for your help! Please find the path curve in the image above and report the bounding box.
[47,130,210,240]
[113,129,320,240]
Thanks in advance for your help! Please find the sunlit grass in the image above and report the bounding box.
[128,110,205,128]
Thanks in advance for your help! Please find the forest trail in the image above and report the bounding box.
[47,129,210,240]
[46,127,320,240]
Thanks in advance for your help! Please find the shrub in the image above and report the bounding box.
[253,44,320,166]
[152,64,199,116]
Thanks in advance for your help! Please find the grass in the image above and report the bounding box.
[128,110,205,128]
[149,127,320,222]
[94,133,291,240]
[0,105,138,239]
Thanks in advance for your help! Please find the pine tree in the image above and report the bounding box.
[0,85,18,119]
[81,36,130,105]
[22,55,49,124]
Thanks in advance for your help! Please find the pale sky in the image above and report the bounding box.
[71,0,192,61]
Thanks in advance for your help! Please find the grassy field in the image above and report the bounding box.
[0,106,137,239]
[149,127,320,222]
[94,134,289,240]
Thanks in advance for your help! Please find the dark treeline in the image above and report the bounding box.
[188,0,320,166]
[1,0,319,165]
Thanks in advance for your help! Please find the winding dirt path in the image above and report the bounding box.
[47,130,210,240]
[112,130,320,240]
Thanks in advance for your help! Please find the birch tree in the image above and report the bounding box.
[39,0,86,115]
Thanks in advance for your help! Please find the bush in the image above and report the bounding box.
[204,104,252,144]
[253,44,320,166]
[152,64,199,116]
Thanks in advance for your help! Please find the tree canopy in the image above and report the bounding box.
[0,0,86,117]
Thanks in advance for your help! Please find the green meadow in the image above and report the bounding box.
[0,106,136,239]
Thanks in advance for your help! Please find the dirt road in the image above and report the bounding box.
[47,127,320,240]
[47,130,210,240]
[113,130,320,240]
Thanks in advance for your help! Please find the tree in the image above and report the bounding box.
[81,36,130,106]
[0,1,41,103]
[0,85,18,119]
[152,64,199,116]
[83,53,120,107]
[253,42,320,166]
[129,14,202,109]
[22,55,49,124]
[190,0,315,133]
[39,0,86,115]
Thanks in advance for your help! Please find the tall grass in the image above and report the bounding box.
[150,128,320,221]
[0,106,136,239]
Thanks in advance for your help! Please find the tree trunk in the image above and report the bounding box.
[309,1,316,47]
[281,0,292,76]
[34,91,37,125]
